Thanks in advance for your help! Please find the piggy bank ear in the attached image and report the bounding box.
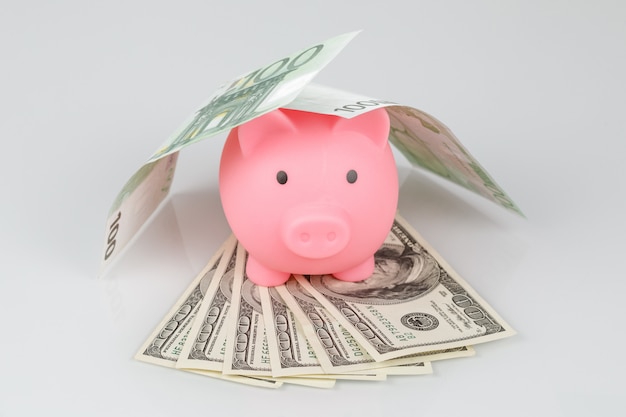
[237,109,296,157]
[332,108,390,149]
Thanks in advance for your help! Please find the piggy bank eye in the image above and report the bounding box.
[346,169,358,184]
[276,170,288,184]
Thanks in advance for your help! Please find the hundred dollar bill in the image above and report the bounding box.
[258,285,399,380]
[100,32,359,274]
[258,376,336,389]
[134,236,232,367]
[259,285,325,377]
[299,363,432,379]
[278,275,473,366]
[350,362,432,376]
[276,280,431,374]
[134,236,282,388]
[284,83,521,215]
[175,237,239,372]
[299,372,387,381]
[295,215,516,362]
[222,243,273,376]
[187,369,283,389]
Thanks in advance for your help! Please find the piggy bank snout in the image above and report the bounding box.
[281,205,351,259]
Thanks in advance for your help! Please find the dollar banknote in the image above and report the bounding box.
[134,214,515,388]
[133,236,285,388]
[134,237,231,367]
[294,215,516,362]
[221,243,273,376]
[261,285,431,379]
[350,362,433,376]
[259,285,325,376]
[276,274,472,373]
[275,279,419,373]
[175,236,239,371]
[186,369,283,389]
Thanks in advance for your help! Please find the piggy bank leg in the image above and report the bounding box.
[246,256,291,287]
[333,256,375,282]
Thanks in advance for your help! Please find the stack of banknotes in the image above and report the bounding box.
[135,215,515,389]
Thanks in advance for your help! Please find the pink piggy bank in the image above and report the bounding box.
[219,108,398,287]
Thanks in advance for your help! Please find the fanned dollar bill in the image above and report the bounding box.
[277,278,466,374]
[175,237,239,371]
[221,243,273,376]
[257,376,336,389]
[350,362,433,376]
[135,237,338,388]
[299,372,388,381]
[186,369,283,389]
[259,285,325,376]
[263,280,438,378]
[134,237,230,367]
[134,235,282,388]
[294,215,516,362]
[279,280,435,373]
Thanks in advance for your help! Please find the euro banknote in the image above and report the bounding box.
[100,31,520,278]
[100,31,359,274]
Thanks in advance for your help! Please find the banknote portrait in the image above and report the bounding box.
[241,275,263,313]
[309,245,440,305]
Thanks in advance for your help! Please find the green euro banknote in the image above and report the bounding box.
[100,32,359,274]
[100,31,521,276]
[283,83,521,214]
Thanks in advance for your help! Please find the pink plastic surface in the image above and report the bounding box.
[219,108,399,287]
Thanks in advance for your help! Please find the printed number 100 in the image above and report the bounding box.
[334,100,394,113]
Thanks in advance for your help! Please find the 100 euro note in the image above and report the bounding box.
[284,83,521,215]
[99,31,359,275]
[294,214,516,362]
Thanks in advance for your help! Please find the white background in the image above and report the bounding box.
[2,1,625,416]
